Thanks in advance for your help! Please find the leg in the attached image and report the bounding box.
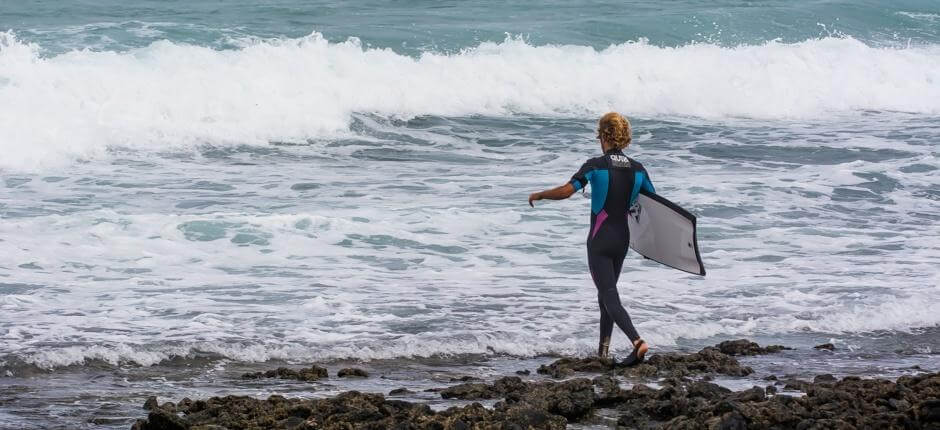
[608,248,648,362]
[589,250,640,343]
[597,294,613,357]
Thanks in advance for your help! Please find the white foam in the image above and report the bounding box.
[10,334,594,370]
[1,197,937,370]
[897,11,940,22]
[2,31,940,170]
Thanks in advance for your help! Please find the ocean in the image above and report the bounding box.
[1,0,939,428]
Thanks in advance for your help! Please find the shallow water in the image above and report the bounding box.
[1,1,939,428]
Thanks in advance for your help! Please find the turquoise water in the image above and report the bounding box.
[1,1,939,428]
[6,0,940,55]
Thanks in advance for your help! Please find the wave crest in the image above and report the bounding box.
[2,31,940,169]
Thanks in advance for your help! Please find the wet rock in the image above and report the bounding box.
[541,347,750,380]
[717,411,748,430]
[132,390,569,430]
[434,376,596,420]
[516,369,531,375]
[618,362,660,378]
[540,340,786,380]
[131,352,940,430]
[135,409,188,430]
[638,347,754,378]
[814,343,836,351]
[763,374,778,381]
[593,375,631,406]
[388,388,414,396]
[336,368,368,378]
[441,402,567,429]
[143,396,158,411]
[729,386,765,402]
[440,376,528,400]
[240,365,328,382]
[497,406,567,429]
[501,378,596,421]
[917,398,940,422]
[687,381,732,400]
[619,371,940,429]
[888,398,910,411]
[176,398,192,411]
[440,382,499,400]
[781,378,813,392]
[537,356,613,378]
[448,375,481,382]
[715,339,790,356]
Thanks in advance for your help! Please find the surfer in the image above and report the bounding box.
[528,112,654,365]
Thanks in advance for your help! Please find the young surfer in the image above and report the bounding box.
[528,112,654,365]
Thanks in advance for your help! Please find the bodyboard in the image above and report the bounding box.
[628,190,706,276]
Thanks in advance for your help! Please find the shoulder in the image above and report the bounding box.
[573,155,607,173]
[628,157,648,172]
[583,155,608,169]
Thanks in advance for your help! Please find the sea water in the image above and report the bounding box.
[1,1,939,427]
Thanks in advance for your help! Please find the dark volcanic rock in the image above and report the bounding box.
[132,390,567,430]
[502,378,596,421]
[715,339,790,356]
[814,343,836,351]
[142,396,158,411]
[781,378,813,392]
[440,376,529,400]
[919,398,940,423]
[132,336,940,430]
[619,372,940,430]
[633,346,754,378]
[537,356,613,378]
[516,369,531,375]
[388,387,414,396]
[434,376,596,420]
[440,382,500,400]
[336,368,368,378]
[241,365,328,382]
[539,340,777,380]
[687,381,732,400]
[448,375,481,382]
[133,370,940,430]
[132,409,188,430]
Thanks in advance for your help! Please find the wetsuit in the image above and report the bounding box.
[569,148,655,347]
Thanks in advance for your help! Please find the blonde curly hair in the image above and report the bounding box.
[597,112,632,150]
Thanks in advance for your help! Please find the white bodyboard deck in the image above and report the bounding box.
[628,191,706,276]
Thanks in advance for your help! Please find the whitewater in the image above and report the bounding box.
[2,31,940,170]
[1,1,939,427]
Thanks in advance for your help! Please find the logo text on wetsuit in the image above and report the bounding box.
[609,155,631,168]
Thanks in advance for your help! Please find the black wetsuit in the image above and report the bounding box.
[570,149,655,345]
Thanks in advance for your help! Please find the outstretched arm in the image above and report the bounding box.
[528,183,576,207]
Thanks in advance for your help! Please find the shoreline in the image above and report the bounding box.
[129,340,940,429]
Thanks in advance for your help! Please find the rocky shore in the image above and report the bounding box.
[131,340,939,429]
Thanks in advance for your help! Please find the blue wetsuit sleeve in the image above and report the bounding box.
[641,170,655,193]
[570,161,593,191]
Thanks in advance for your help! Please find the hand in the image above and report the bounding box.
[528,192,542,207]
